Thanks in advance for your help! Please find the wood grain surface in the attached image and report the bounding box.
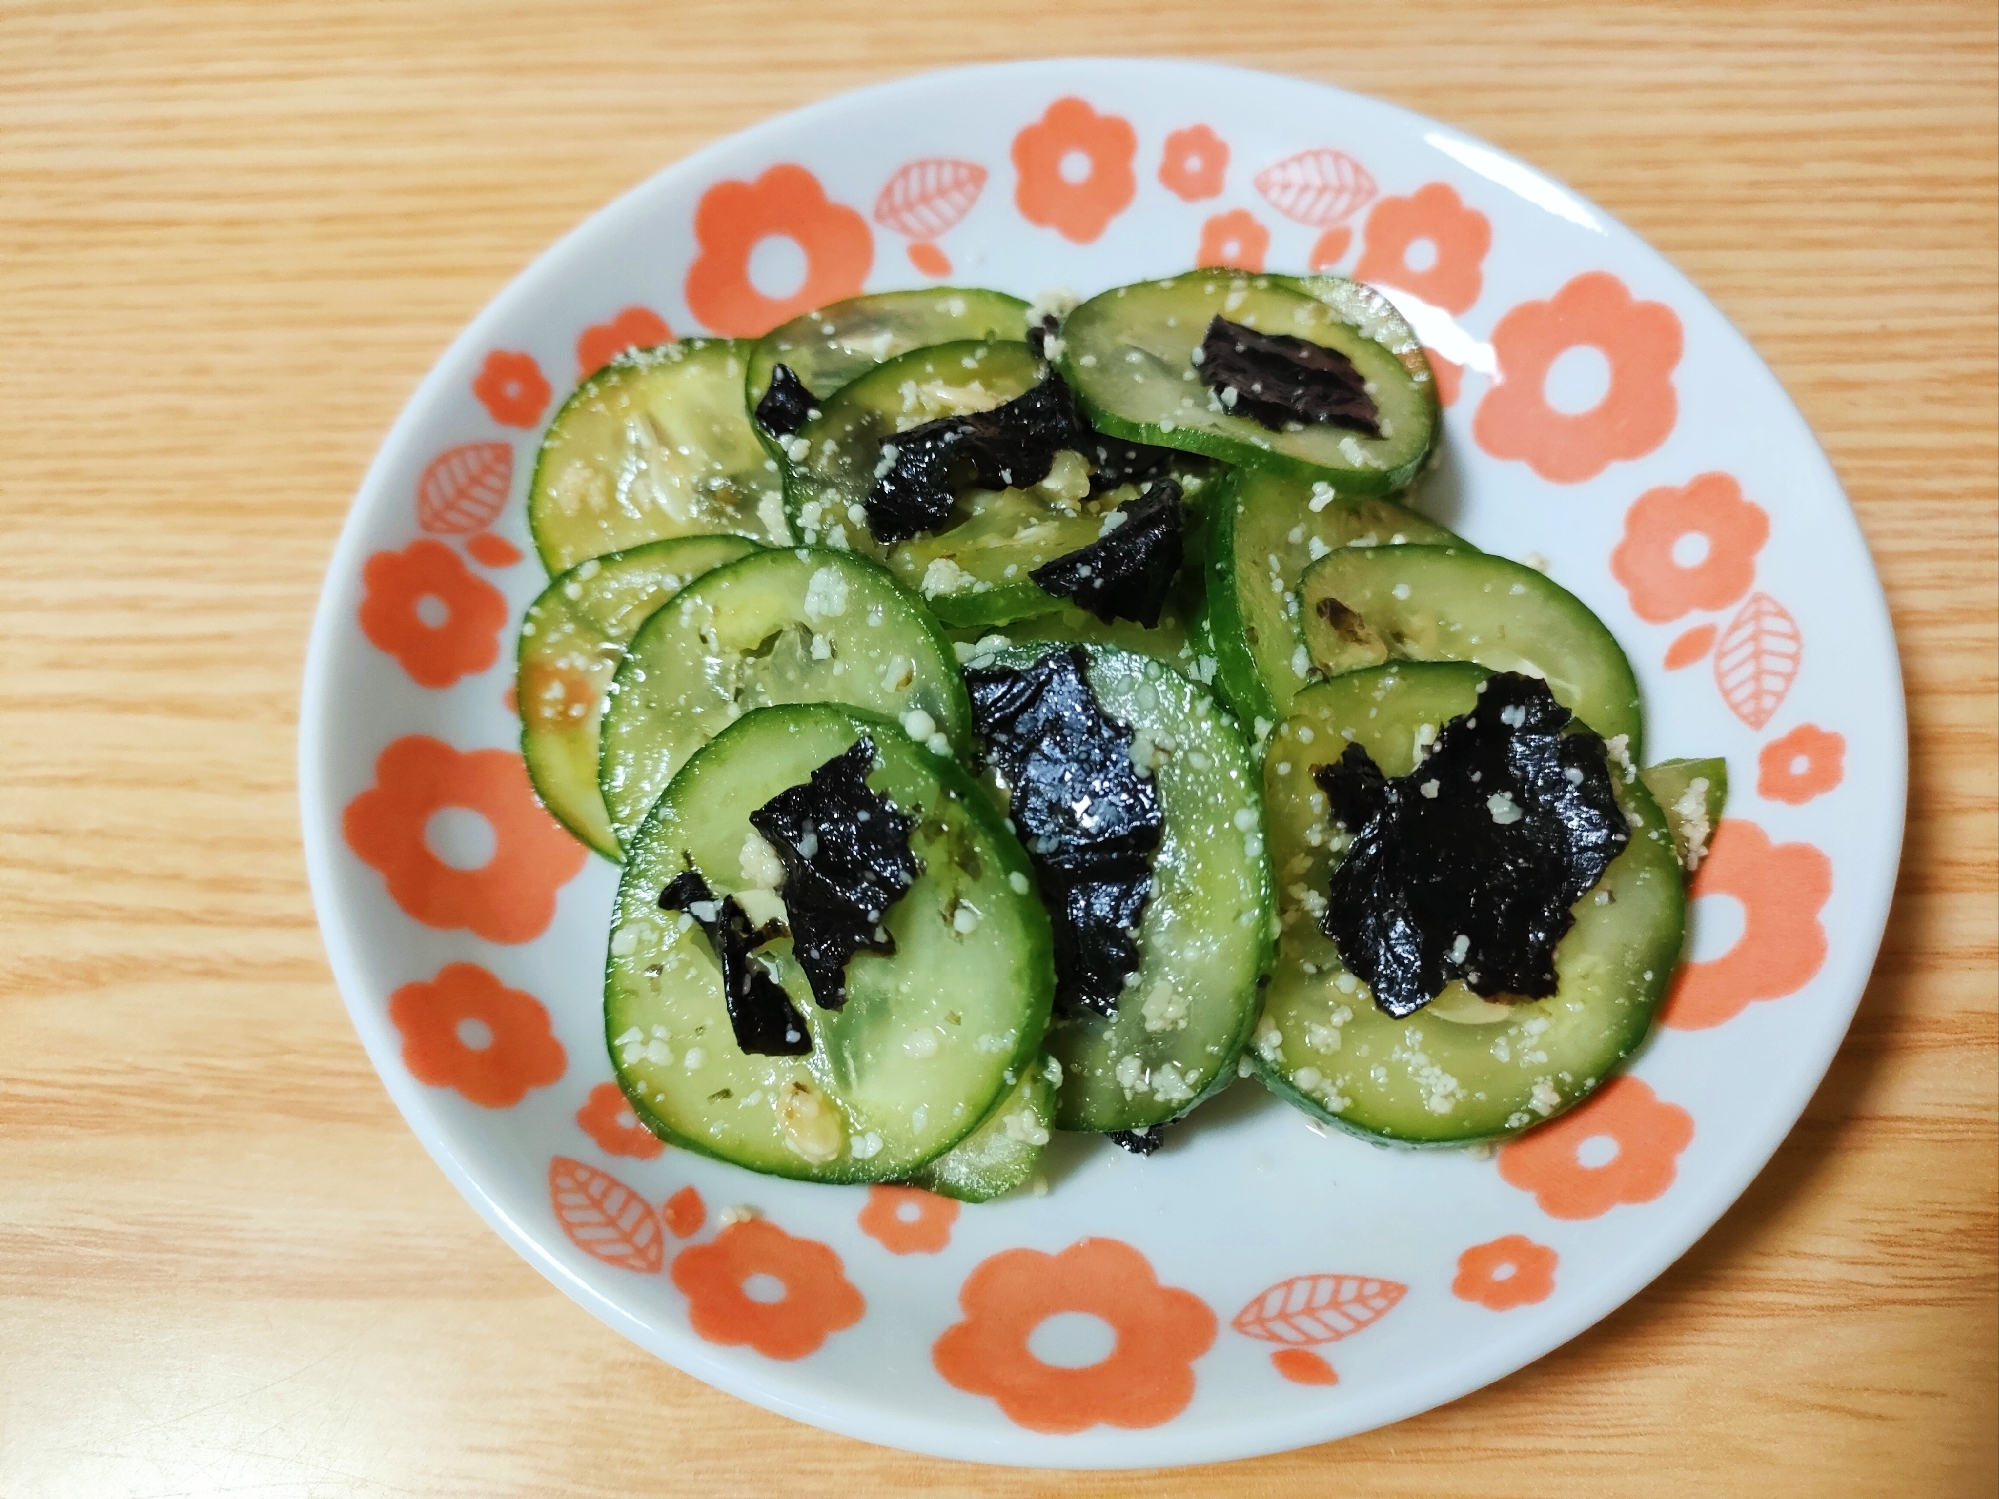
[1,2,1993,1494]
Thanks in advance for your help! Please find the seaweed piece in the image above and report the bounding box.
[749,738,919,1011]
[1080,433,1178,494]
[865,373,1092,543]
[1313,672,1629,1019]
[965,647,1164,1017]
[1109,1126,1165,1156]
[658,870,810,1056]
[1030,479,1185,628]
[1026,312,1061,358]
[755,363,819,437]
[1196,315,1381,436]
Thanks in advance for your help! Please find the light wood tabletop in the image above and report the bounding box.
[2,3,1994,1495]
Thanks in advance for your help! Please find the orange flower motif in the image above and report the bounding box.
[577,306,671,378]
[856,1185,959,1255]
[684,165,873,338]
[1664,819,1832,1030]
[389,962,565,1107]
[1197,209,1270,273]
[344,735,588,943]
[576,1080,664,1159]
[473,350,551,429]
[358,539,510,689]
[464,532,523,569]
[1159,125,1229,202]
[1498,1077,1694,1221]
[1610,472,1769,624]
[1474,271,1684,484]
[932,1238,1216,1434]
[1759,724,1845,805]
[1353,182,1491,316]
[663,1185,706,1239]
[1012,98,1138,245]
[1664,622,1717,670]
[1309,226,1351,271]
[671,1219,866,1361]
[1453,1234,1559,1310]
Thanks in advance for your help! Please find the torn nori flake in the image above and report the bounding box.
[1196,315,1381,436]
[1109,1125,1165,1155]
[659,870,810,1056]
[865,372,1091,543]
[755,363,819,437]
[748,738,919,1012]
[1314,672,1629,1019]
[1026,313,1061,358]
[964,646,1164,1017]
[1080,433,1178,494]
[1030,478,1185,628]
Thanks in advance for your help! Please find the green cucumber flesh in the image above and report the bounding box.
[968,643,1274,1133]
[1640,757,1729,875]
[1298,544,1645,756]
[747,289,1030,421]
[529,339,785,573]
[598,547,971,851]
[607,704,1053,1182]
[1059,274,1437,490]
[519,535,760,858]
[1205,466,1460,730]
[1253,663,1685,1146]
[907,1056,1059,1202]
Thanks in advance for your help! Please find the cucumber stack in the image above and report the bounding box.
[514,275,1726,1196]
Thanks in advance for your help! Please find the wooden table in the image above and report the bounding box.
[2,3,1993,1494]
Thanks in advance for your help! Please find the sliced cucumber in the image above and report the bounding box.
[1205,466,1460,730]
[598,547,971,851]
[1253,663,1684,1146]
[607,704,1052,1182]
[1297,545,1645,755]
[783,340,1045,548]
[519,535,760,857]
[1640,757,1728,874]
[1059,274,1437,490]
[967,643,1274,1134]
[747,289,1030,422]
[907,1056,1058,1202]
[528,339,785,573]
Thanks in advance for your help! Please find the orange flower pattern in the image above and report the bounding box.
[1759,724,1845,805]
[576,1080,664,1160]
[1663,819,1833,1031]
[906,241,952,278]
[473,350,551,429]
[1497,1077,1694,1221]
[1271,1349,1339,1385]
[343,735,587,943]
[416,441,512,534]
[933,1238,1216,1434]
[1353,182,1490,315]
[1453,1235,1559,1310]
[1309,226,1352,271]
[1611,472,1769,624]
[464,532,523,569]
[1664,622,1717,670]
[1012,98,1138,245]
[358,539,509,689]
[1159,125,1229,201]
[1475,271,1684,484]
[684,165,873,337]
[550,1156,663,1273]
[1197,209,1269,273]
[663,1185,706,1239]
[576,306,671,378]
[857,1185,959,1255]
[671,1218,866,1361]
[390,962,565,1107]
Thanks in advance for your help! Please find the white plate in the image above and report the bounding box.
[299,59,1905,1468]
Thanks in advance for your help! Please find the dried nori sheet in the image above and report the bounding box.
[658,869,810,1056]
[1030,478,1185,628]
[755,363,819,437]
[1196,315,1381,436]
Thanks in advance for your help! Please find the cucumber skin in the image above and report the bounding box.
[606,703,1055,1184]
[906,1062,1056,1202]
[1640,757,1730,873]
[1202,468,1280,730]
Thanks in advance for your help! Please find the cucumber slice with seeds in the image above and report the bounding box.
[519,535,760,857]
[1060,274,1437,490]
[1205,466,1460,729]
[747,289,1030,423]
[598,547,970,851]
[529,339,786,573]
[1298,544,1645,755]
[607,704,1052,1182]
[1253,663,1684,1146]
[968,643,1274,1134]
[907,1056,1058,1201]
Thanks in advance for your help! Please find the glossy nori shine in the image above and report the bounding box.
[1314,672,1629,1018]
[657,870,810,1056]
[754,362,818,437]
[1196,315,1381,435]
[1029,478,1185,627]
